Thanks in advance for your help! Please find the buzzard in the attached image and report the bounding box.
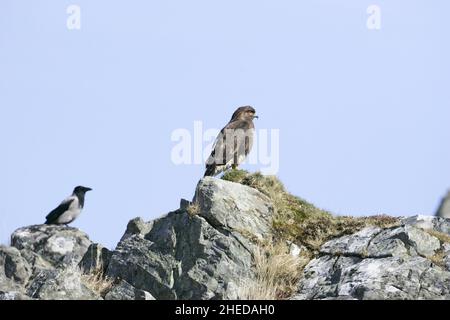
[204,106,258,177]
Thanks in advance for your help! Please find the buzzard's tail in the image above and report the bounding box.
[204,165,216,177]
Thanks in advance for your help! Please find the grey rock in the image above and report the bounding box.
[443,243,450,269]
[179,198,191,210]
[120,217,154,241]
[289,242,306,258]
[0,245,31,286]
[194,177,273,243]
[320,227,381,257]
[402,215,437,230]
[295,255,449,300]
[11,224,92,272]
[106,177,274,300]
[418,266,450,299]
[436,191,450,219]
[137,290,156,300]
[26,266,100,300]
[403,215,450,235]
[104,280,155,300]
[294,255,362,300]
[79,243,111,274]
[402,225,441,256]
[0,291,31,300]
[1,224,97,300]
[366,234,408,258]
[320,223,440,259]
[367,225,440,257]
[293,215,450,300]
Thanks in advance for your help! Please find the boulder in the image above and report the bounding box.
[4,181,450,301]
[104,280,155,300]
[106,177,274,299]
[11,224,92,273]
[0,290,30,300]
[0,245,31,288]
[1,224,95,300]
[403,215,450,234]
[79,243,112,274]
[293,216,450,300]
[26,266,100,300]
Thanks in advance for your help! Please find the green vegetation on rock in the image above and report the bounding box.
[222,170,400,251]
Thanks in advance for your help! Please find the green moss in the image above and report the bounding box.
[222,170,400,251]
[222,169,249,184]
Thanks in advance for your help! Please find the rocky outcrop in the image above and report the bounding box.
[292,215,450,300]
[0,177,272,300]
[0,246,31,292]
[105,177,273,299]
[79,243,111,274]
[104,280,155,300]
[2,177,450,301]
[11,225,92,273]
[437,190,450,219]
[26,266,99,300]
[0,225,99,300]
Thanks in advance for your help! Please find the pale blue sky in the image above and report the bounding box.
[1,1,449,248]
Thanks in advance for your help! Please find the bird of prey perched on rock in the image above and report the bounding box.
[204,106,258,177]
[45,186,92,225]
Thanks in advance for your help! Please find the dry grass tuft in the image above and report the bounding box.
[238,243,310,300]
[81,266,114,297]
[426,229,450,244]
[429,248,447,268]
[424,230,450,269]
[186,202,201,217]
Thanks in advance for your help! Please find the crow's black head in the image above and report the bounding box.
[73,186,92,195]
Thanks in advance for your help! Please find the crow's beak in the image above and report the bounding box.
[85,187,93,192]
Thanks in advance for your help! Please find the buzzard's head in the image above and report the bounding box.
[231,106,258,122]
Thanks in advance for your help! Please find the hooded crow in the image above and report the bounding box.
[45,186,92,225]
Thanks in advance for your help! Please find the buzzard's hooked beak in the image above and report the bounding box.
[253,115,259,119]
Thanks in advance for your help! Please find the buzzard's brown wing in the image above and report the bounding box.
[204,120,254,177]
